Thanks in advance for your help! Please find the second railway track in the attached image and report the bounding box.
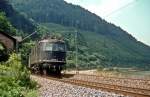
[62,79,150,97]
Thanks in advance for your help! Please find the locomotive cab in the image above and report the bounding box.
[40,40,66,62]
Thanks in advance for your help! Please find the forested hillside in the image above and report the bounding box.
[0,0,35,34]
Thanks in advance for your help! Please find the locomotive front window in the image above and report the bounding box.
[43,42,65,51]
[53,43,65,52]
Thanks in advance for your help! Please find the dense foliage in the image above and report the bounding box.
[0,0,35,33]
[0,0,149,70]
[0,12,17,35]
[0,53,37,97]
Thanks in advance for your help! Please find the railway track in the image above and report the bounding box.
[62,79,150,97]
[35,74,150,97]
[72,74,150,90]
[77,74,150,82]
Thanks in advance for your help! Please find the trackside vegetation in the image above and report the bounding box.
[0,53,38,97]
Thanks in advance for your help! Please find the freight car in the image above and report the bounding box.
[28,37,66,74]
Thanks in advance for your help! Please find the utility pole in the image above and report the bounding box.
[75,29,78,74]
[75,20,79,74]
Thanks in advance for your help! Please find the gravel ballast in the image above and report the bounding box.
[31,75,128,97]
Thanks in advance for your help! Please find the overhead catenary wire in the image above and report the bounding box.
[105,0,138,17]
[21,31,37,42]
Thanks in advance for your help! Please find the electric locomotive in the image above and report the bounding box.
[28,37,66,74]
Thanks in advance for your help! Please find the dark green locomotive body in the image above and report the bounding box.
[29,38,66,74]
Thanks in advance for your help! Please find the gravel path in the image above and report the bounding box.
[31,75,128,97]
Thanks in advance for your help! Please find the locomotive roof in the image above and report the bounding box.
[39,38,65,43]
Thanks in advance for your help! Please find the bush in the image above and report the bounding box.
[0,53,37,97]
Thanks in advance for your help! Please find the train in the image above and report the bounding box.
[28,37,66,74]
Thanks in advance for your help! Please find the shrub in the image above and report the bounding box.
[0,53,37,97]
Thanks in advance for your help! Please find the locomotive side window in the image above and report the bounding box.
[44,43,53,51]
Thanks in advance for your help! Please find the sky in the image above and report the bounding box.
[64,0,150,46]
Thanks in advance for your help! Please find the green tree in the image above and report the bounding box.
[0,12,17,35]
